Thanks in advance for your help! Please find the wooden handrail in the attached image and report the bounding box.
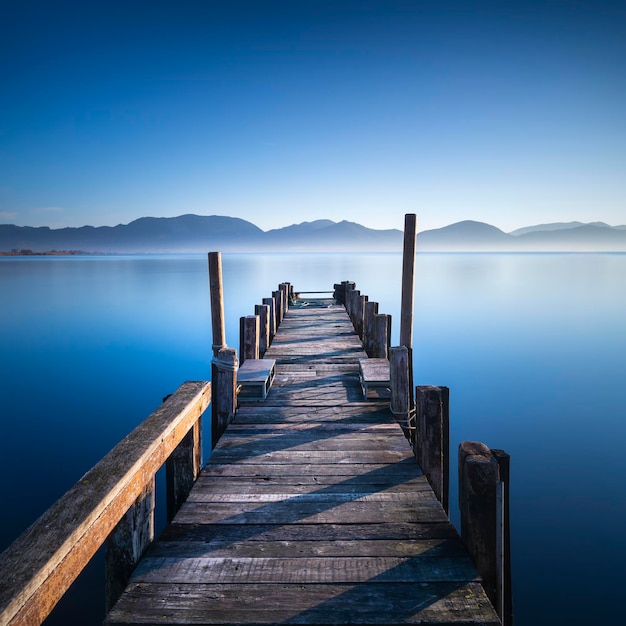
[0,380,211,626]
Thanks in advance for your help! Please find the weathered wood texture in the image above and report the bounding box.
[0,381,211,626]
[416,385,450,514]
[212,347,237,449]
[105,300,499,626]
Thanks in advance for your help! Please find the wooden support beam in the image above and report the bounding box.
[400,213,417,350]
[389,346,411,441]
[207,252,226,357]
[166,415,202,521]
[416,386,449,514]
[212,347,238,449]
[272,290,284,326]
[240,315,260,365]
[279,283,290,316]
[458,441,500,613]
[372,313,391,359]
[262,297,276,343]
[105,479,155,611]
[363,301,379,357]
[355,294,368,339]
[255,304,270,356]
[492,449,513,626]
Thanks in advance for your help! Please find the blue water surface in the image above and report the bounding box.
[1,252,625,625]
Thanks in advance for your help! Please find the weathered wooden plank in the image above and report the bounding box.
[222,421,404,434]
[173,499,448,525]
[105,582,499,625]
[185,491,439,504]
[104,297,499,626]
[207,449,414,465]
[215,433,413,452]
[195,465,430,493]
[131,555,481,584]
[158,522,460,544]
[203,461,422,477]
[146,537,468,559]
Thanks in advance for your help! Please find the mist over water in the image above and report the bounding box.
[1,252,625,625]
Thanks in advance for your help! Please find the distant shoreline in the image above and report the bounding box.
[0,249,89,256]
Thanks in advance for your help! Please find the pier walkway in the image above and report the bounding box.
[105,298,500,625]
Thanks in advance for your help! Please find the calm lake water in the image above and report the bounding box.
[1,252,625,624]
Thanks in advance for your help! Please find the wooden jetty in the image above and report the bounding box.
[102,294,500,625]
[0,225,511,625]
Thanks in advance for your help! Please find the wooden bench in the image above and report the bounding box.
[237,359,276,401]
[358,357,390,400]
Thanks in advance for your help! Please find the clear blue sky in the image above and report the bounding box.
[1,0,625,232]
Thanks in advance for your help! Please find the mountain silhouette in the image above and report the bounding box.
[1,215,625,253]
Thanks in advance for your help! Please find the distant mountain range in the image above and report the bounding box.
[1,215,625,253]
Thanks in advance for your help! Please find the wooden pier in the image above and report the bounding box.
[103,296,500,625]
[0,228,510,625]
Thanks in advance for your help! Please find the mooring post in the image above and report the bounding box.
[280,283,290,315]
[390,346,411,440]
[273,289,284,326]
[255,304,270,356]
[240,315,260,364]
[372,313,391,359]
[364,301,379,357]
[341,281,356,311]
[263,296,276,343]
[349,289,360,329]
[400,213,417,350]
[355,294,368,339]
[458,441,503,618]
[492,448,513,626]
[415,385,450,514]
[400,213,417,414]
[208,252,229,450]
[212,346,238,448]
[104,478,155,611]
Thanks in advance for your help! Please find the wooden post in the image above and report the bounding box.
[166,415,202,522]
[255,304,270,356]
[279,283,289,316]
[355,294,368,339]
[335,280,355,306]
[208,252,227,452]
[212,346,238,448]
[458,441,501,613]
[208,252,226,357]
[282,282,292,310]
[348,289,360,328]
[400,214,417,416]
[364,301,379,357]
[389,346,411,441]
[492,449,513,626]
[342,281,356,310]
[105,478,155,611]
[240,315,260,364]
[400,213,417,350]
[416,385,449,514]
[263,296,276,343]
[372,313,391,359]
[273,289,284,326]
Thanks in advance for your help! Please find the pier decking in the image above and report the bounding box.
[104,298,500,625]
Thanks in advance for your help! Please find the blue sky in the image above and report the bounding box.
[1,0,625,232]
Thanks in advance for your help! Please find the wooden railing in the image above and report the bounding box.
[0,380,211,626]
